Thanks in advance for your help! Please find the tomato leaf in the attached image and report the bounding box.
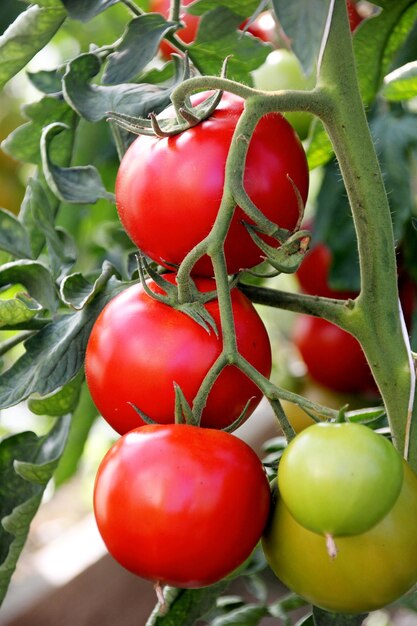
[354,0,417,105]
[146,582,230,626]
[0,276,126,409]
[210,604,268,625]
[53,383,98,486]
[0,295,42,329]
[2,96,76,166]
[306,119,333,170]
[60,0,119,21]
[41,123,115,204]
[26,67,65,95]
[0,208,32,259]
[63,52,181,123]
[28,368,85,417]
[312,606,368,626]
[313,159,360,293]
[60,262,120,310]
[0,4,66,89]
[102,14,177,85]
[272,0,331,75]
[371,110,417,241]
[188,7,272,84]
[0,416,70,605]
[188,0,260,17]
[383,60,417,101]
[0,260,59,315]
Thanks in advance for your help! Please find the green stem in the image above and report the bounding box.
[317,0,414,458]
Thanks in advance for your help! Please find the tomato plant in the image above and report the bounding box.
[94,423,271,588]
[292,314,376,394]
[263,460,417,614]
[85,273,272,434]
[115,90,309,276]
[277,422,403,537]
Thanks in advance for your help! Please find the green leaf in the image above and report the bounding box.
[28,368,84,416]
[0,416,70,604]
[188,7,272,84]
[354,0,417,105]
[0,4,66,89]
[312,606,368,626]
[0,260,59,315]
[41,123,114,204]
[306,119,333,170]
[60,261,120,309]
[0,276,126,409]
[60,0,119,21]
[383,60,417,101]
[272,0,331,75]
[103,14,177,85]
[2,96,76,165]
[27,67,65,94]
[188,0,260,17]
[0,208,32,259]
[211,604,268,626]
[0,294,42,329]
[53,383,98,486]
[146,582,230,626]
[63,52,182,123]
[370,110,417,241]
[314,159,360,293]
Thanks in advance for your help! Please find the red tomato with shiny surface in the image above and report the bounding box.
[85,274,272,434]
[115,91,309,276]
[94,424,271,588]
[293,314,375,394]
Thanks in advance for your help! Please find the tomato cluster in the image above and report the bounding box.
[86,90,310,589]
[263,422,417,614]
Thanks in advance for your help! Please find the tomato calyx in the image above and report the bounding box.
[246,225,311,274]
[107,59,229,138]
[137,254,221,334]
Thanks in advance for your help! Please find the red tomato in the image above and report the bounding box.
[149,0,199,58]
[347,0,363,31]
[296,242,358,300]
[85,273,272,434]
[115,91,309,276]
[293,314,376,394]
[94,424,271,588]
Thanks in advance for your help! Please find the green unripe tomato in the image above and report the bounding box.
[252,49,314,139]
[277,422,403,537]
[263,461,417,614]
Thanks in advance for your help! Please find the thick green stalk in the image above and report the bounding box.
[317,0,414,457]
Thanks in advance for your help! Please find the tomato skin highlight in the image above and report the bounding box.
[94,424,271,588]
[277,422,404,537]
[115,91,309,276]
[263,461,417,614]
[85,274,272,434]
[293,314,375,394]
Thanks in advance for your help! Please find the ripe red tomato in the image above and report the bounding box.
[293,314,376,394]
[115,91,309,276]
[277,422,403,538]
[296,241,358,300]
[347,0,363,31]
[263,461,417,613]
[94,424,271,588]
[85,273,272,434]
